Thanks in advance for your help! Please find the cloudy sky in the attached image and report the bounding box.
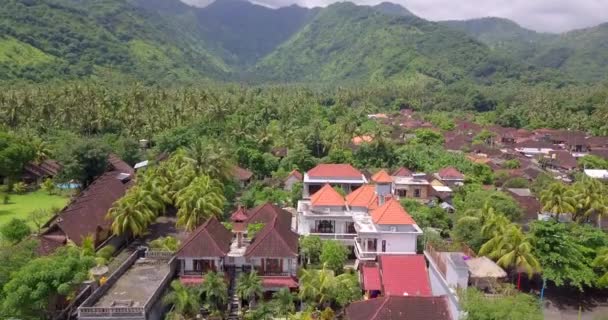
[180,0,608,33]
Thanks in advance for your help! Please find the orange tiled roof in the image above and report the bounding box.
[352,135,374,145]
[346,185,378,210]
[311,184,345,207]
[371,169,392,184]
[371,198,415,225]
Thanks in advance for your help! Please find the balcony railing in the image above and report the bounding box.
[354,238,377,261]
[310,232,357,241]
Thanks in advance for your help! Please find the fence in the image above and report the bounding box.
[426,243,448,279]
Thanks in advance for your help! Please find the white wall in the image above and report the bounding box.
[378,233,417,253]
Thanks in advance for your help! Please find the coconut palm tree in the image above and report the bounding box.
[163,280,201,320]
[245,302,274,320]
[479,224,541,280]
[540,182,576,221]
[592,247,608,286]
[272,288,295,316]
[107,186,162,236]
[236,271,263,310]
[149,236,181,252]
[175,174,225,231]
[298,264,336,308]
[572,177,608,226]
[200,271,228,314]
[185,139,235,182]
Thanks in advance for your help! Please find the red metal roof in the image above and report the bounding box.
[371,198,415,225]
[307,164,363,179]
[362,265,382,291]
[345,296,451,320]
[180,276,205,286]
[261,276,299,288]
[371,169,392,183]
[311,184,345,207]
[379,255,431,296]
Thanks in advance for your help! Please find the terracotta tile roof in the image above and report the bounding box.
[286,169,303,180]
[392,167,413,177]
[246,203,292,225]
[437,167,464,180]
[233,166,253,181]
[346,185,378,210]
[362,265,382,291]
[586,136,608,148]
[371,198,415,225]
[514,140,555,149]
[380,255,431,296]
[36,227,67,255]
[345,296,451,320]
[352,135,374,145]
[371,169,392,183]
[40,166,134,249]
[230,206,249,222]
[176,217,232,258]
[590,148,608,160]
[307,164,363,179]
[245,214,298,258]
[311,184,345,207]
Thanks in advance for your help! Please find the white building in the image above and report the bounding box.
[302,164,367,198]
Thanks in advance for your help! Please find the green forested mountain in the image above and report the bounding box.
[440,18,555,60]
[0,0,229,83]
[253,3,528,84]
[1,0,607,85]
[440,18,608,83]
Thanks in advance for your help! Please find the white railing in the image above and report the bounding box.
[78,306,145,318]
[145,250,174,260]
[354,238,377,261]
[310,233,357,241]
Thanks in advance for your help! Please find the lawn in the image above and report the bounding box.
[0,191,69,227]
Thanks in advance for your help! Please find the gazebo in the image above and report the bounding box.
[465,256,507,290]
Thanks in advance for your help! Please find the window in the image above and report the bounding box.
[398,189,407,197]
[414,188,421,198]
[316,220,335,233]
[264,258,282,275]
[346,222,356,234]
[382,240,387,252]
[193,259,214,272]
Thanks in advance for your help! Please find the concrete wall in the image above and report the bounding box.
[284,176,300,191]
[426,253,461,320]
[378,233,417,253]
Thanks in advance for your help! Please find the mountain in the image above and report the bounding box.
[372,2,414,17]
[440,18,555,60]
[0,0,228,83]
[531,23,608,82]
[254,2,523,84]
[441,17,608,83]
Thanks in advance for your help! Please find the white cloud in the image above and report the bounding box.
[181,0,608,33]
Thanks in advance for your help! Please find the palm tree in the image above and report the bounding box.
[236,271,263,310]
[540,182,576,221]
[592,247,608,286]
[163,280,201,320]
[573,177,608,226]
[175,175,225,231]
[200,271,228,314]
[107,187,162,236]
[246,302,274,320]
[298,264,336,308]
[185,139,235,182]
[479,224,541,287]
[272,288,295,316]
[149,236,181,252]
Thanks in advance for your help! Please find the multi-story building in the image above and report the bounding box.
[297,168,423,262]
[302,164,367,198]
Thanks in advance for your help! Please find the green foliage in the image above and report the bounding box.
[320,307,335,320]
[236,271,263,309]
[320,240,348,275]
[454,184,522,221]
[501,177,529,189]
[401,199,451,235]
[1,246,95,319]
[0,132,35,181]
[200,271,228,313]
[0,239,38,297]
[529,221,597,289]
[175,174,225,231]
[163,280,201,320]
[299,235,323,265]
[11,182,26,194]
[460,287,543,320]
[409,129,444,146]
[333,271,361,307]
[502,159,521,169]
[579,155,608,169]
[241,183,290,208]
[40,178,56,195]
[270,288,295,315]
[149,236,181,252]
[57,139,109,187]
[247,223,266,239]
[0,218,30,244]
